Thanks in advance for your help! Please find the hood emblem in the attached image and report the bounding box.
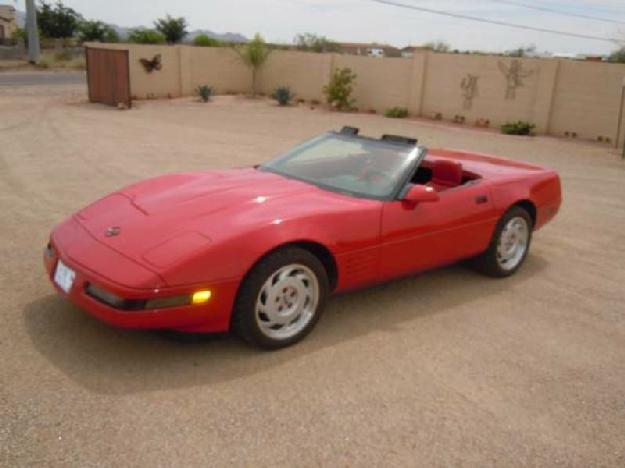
[105,226,121,237]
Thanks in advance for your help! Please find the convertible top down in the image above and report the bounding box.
[45,127,561,348]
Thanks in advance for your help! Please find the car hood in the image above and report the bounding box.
[74,168,337,269]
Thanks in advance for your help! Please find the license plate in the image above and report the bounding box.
[54,259,76,294]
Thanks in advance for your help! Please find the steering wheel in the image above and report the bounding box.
[360,168,393,186]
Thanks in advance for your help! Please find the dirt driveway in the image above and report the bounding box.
[1,76,624,467]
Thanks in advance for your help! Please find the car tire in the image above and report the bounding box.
[232,247,329,349]
[473,206,533,278]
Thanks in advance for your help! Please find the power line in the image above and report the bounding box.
[488,0,625,25]
[369,0,617,43]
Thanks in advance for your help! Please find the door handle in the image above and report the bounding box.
[475,195,488,204]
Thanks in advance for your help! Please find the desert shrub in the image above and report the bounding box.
[294,33,339,53]
[53,49,73,61]
[196,85,213,102]
[423,41,451,53]
[324,67,357,111]
[128,29,166,44]
[608,46,625,63]
[194,34,220,47]
[272,86,295,106]
[385,107,408,118]
[501,120,535,136]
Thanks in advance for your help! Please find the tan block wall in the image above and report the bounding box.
[550,60,625,142]
[334,54,413,112]
[257,50,331,101]
[86,44,625,146]
[422,54,544,129]
[182,46,251,95]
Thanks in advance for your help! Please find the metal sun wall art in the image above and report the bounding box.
[498,59,533,100]
[460,73,479,110]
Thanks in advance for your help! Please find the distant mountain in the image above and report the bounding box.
[186,29,247,44]
[112,25,247,44]
[13,11,247,44]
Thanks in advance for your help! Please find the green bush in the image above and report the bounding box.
[193,34,220,47]
[79,20,119,43]
[37,1,80,39]
[385,107,409,118]
[608,46,625,64]
[54,49,74,61]
[501,121,536,136]
[294,33,339,53]
[196,85,213,102]
[154,15,188,44]
[324,67,357,111]
[272,86,295,106]
[128,29,166,44]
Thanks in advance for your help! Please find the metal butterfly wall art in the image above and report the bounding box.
[139,54,162,73]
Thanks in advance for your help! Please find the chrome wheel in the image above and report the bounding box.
[497,216,529,271]
[255,264,319,340]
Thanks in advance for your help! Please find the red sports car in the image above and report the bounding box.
[44,127,561,348]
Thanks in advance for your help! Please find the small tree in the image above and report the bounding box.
[324,67,357,111]
[423,41,451,53]
[506,45,537,58]
[154,15,188,44]
[194,34,220,47]
[294,33,339,53]
[236,33,271,97]
[37,1,81,38]
[128,29,166,44]
[78,20,119,43]
[608,46,625,63]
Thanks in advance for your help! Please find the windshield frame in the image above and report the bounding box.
[258,131,428,201]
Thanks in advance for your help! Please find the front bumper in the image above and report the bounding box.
[44,228,240,333]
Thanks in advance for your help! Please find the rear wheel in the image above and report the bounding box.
[232,247,329,349]
[473,206,533,277]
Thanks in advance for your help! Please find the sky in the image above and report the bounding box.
[5,0,625,54]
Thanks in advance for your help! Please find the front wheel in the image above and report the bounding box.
[232,247,329,349]
[473,206,533,277]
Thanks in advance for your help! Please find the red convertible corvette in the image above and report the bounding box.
[45,127,561,348]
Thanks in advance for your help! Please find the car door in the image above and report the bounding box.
[379,182,498,280]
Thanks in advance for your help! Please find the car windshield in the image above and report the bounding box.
[260,133,421,199]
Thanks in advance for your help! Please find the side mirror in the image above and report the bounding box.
[401,185,439,207]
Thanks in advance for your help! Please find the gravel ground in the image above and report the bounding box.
[1,77,624,467]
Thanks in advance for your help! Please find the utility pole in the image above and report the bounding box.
[616,77,625,159]
[25,0,40,63]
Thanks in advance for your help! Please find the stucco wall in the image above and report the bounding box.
[257,50,331,101]
[550,60,625,142]
[86,43,625,146]
[334,54,414,112]
[182,46,251,95]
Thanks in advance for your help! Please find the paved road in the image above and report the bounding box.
[0,71,85,86]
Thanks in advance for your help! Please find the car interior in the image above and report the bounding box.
[411,158,481,192]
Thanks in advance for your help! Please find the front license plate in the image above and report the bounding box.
[54,260,76,294]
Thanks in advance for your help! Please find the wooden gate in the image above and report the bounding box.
[85,47,131,108]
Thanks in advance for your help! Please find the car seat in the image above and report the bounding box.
[428,160,463,191]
